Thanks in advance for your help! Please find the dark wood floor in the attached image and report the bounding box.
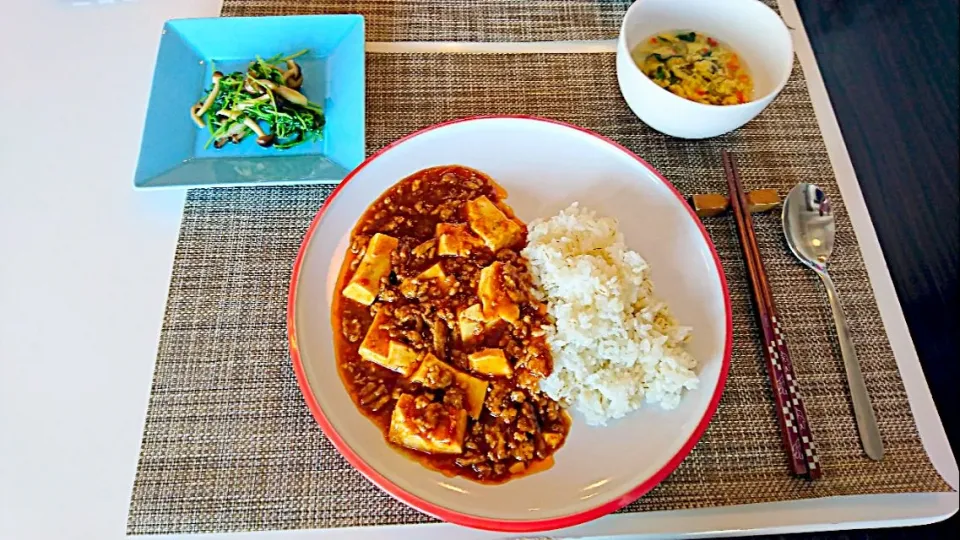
[764,0,958,537]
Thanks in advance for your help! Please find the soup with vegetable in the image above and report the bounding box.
[632,31,753,106]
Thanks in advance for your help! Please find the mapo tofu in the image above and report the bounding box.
[332,165,570,483]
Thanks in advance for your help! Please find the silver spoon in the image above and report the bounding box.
[783,183,884,460]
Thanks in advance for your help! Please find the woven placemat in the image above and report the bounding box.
[127,50,951,535]
[220,0,630,41]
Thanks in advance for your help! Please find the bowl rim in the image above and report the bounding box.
[617,0,794,110]
[286,115,733,532]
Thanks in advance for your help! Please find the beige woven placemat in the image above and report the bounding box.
[127,51,950,535]
[220,0,631,41]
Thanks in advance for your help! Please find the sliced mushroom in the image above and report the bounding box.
[242,117,275,147]
[213,122,249,148]
[256,133,276,147]
[243,75,265,95]
[282,60,303,89]
[241,117,265,136]
[229,129,249,144]
[195,71,223,118]
[189,103,205,128]
[217,109,242,121]
[256,79,308,106]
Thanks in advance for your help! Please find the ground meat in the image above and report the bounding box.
[342,318,363,343]
[449,349,469,371]
[412,238,436,260]
[455,452,486,467]
[495,249,519,263]
[422,362,453,389]
[394,304,424,331]
[500,262,528,304]
[430,319,447,357]
[485,427,509,460]
[534,393,562,422]
[357,382,391,412]
[379,282,399,303]
[442,386,465,410]
[516,402,538,434]
[484,383,513,417]
[435,202,458,221]
[514,369,542,392]
[350,234,370,256]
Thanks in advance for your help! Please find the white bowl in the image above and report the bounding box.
[288,117,732,531]
[616,0,794,139]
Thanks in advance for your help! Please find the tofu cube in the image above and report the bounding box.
[410,353,489,419]
[409,353,452,388]
[478,262,520,324]
[358,311,419,376]
[417,262,447,283]
[468,348,513,377]
[457,304,494,342]
[437,223,481,256]
[342,233,399,305]
[458,371,490,420]
[466,196,523,252]
[389,394,468,455]
[358,311,390,362]
[382,342,420,377]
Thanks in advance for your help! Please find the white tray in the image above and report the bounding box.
[0,1,954,539]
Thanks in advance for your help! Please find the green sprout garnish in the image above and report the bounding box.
[190,50,323,151]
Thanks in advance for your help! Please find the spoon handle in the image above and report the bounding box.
[818,270,884,460]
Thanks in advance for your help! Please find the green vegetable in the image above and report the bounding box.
[676,31,697,42]
[192,50,324,151]
[264,49,309,64]
[654,66,666,81]
[651,53,680,62]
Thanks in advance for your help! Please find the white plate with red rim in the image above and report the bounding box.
[288,116,732,532]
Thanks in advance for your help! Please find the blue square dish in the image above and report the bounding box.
[134,15,365,189]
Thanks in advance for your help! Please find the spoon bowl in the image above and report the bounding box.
[782,184,836,269]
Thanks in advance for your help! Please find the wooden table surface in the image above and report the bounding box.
[769,0,958,537]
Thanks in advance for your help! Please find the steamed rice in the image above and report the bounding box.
[522,203,698,426]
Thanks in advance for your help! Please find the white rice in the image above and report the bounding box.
[522,203,699,426]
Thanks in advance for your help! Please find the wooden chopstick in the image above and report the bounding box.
[722,150,820,479]
[742,187,823,479]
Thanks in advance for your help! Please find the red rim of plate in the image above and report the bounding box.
[287,115,733,532]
